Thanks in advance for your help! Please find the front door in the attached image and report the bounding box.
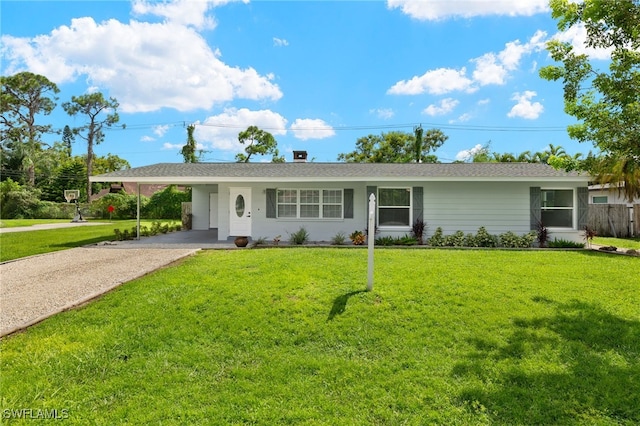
[229,187,252,236]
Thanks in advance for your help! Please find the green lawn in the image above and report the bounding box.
[1,249,638,425]
[593,236,640,250]
[0,220,178,262]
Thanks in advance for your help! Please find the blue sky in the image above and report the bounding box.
[1,0,611,167]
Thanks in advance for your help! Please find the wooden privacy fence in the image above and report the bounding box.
[587,204,639,238]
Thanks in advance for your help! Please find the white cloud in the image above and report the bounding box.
[162,143,184,150]
[153,124,170,137]
[370,108,395,119]
[387,67,475,95]
[477,98,491,106]
[388,30,547,96]
[500,30,547,69]
[290,119,335,140]
[472,53,508,85]
[1,7,282,113]
[195,108,288,152]
[456,143,486,161]
[449,112,472,124]
[132,0,220,30]
[507,91,544,119]
[162,140,206,152]
[423,98,459,116]
[553,23,613,60]
[140,135,155,142]
[530,60,538,72]
[473,30,547,86]
[387,0,549,21]
[273,37,289,47]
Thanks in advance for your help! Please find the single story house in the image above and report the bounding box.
[589,183,638,206]
[91,160,590,243]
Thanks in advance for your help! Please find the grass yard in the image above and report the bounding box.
[0,220,179,262]
[1,249,638,424]
[593,236,640,250]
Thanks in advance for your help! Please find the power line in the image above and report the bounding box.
[193,121,568,132]
[42,119,568,134]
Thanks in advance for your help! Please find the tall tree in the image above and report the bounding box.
[0,72,59,185]
[39,153,130,202]
[62,93,120,200]
[62,125,74,157]
[338,129,447,163]
[180,124,199,163]
[235,126,283,162]
[539,0,640,201]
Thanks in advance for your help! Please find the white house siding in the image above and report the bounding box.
[192,180,585,243]
[422,181,529,237]
[422,180,584,242]
[192,185,218,230]
[206,182,367,242]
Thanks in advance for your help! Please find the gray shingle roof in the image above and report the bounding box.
[91,162,588,183]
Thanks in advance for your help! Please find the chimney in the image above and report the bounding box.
[293,150,308,162]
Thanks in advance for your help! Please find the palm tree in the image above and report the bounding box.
[492,152,516,162]
[590,154,640,203]
[516,151,534,163]
[537,144,567,164]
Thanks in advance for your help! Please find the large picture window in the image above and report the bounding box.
[378,187,411,227]
[541,189,574,228]
[277,189,343,219]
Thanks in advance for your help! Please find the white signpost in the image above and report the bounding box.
[367,193,376,291]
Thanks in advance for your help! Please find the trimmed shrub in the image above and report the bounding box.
[464,233,479,247]
[444,230,466,247]
[500,231,536,248]
[427,227,445,247]
[475,226,498,248]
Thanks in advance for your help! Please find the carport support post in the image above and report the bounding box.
[136,183,141,240]
[367,193,376,291]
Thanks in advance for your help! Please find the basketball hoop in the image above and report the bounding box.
[64,190,80,203]
[64,190,84,222]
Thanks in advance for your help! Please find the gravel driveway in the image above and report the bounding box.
[1,247,198,337]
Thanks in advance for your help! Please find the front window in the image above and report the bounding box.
[592,195,608,204]
[277,189,343,219]
[541,189,574,228]
[277,189,297,218]
[378,188,411,227]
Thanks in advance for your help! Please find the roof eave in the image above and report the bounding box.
[90,175,590,184]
